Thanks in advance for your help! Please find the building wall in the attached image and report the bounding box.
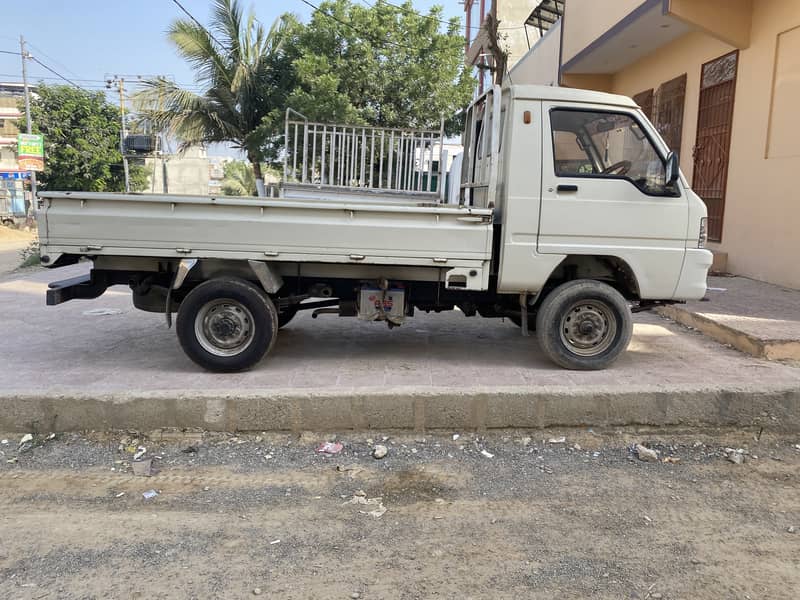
[497,0,539,69]
[607,0,800,288]
[509,19,561,86]
[502,0,800,288]
[0,96,21,171]
[561,0,645,64]
[145,146,212,195]
[610,31,734,184]
[716,0,800,288]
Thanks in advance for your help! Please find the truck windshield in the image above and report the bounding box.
[550,109,674,195]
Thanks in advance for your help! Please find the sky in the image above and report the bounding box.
[0,0,465,156]
[0,0,464,96]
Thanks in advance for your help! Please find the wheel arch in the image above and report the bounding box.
[175,258,285,296]
[539,255,641,302]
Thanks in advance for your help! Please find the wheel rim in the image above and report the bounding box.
[559,299,617,357]
[194,298,255,357]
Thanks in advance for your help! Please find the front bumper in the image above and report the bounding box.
[673,248,713,301]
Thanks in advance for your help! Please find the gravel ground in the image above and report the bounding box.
[1,428,799,599]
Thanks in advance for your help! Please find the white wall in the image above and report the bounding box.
[509,20,562,86]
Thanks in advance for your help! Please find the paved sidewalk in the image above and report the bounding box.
[2,265,799,432]
[660,276,800,361]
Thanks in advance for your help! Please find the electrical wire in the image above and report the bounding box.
[0,49,21,56]
[28,56,83,89]
[360,0,526,33]
[169,0,228,49]
[0,73,204,90]
[299,0,441,52]
[26,41,85,81]
[359,0,463,29]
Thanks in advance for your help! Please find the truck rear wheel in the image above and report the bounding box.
[535,280,632,370]
[176,277,278,372]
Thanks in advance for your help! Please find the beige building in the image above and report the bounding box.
[511,0,800,290]
[145,145,220,195]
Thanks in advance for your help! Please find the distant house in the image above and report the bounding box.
[0,83,34,217]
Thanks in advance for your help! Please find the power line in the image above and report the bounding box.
[360,0,463,29]
[28,56,82,89]
[0,49,22,56]
[299,0,436,53]
[304,1,523,53]
[169,0,227,49]
[27,41,85,81]
[360,0,526,33]
[0,73,205,92]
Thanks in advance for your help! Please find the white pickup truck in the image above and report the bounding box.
[38,85,712,372]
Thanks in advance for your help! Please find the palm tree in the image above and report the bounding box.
[221,160,256,196]
[134,0,291,196]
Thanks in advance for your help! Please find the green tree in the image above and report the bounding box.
[284,0,474,134]
[134,0,294,195]
[220,160,256,196]
[22,84,147,192]
[221,160,282,196]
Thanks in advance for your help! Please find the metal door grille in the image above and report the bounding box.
[654,73,686,153]
[693,52,738,242]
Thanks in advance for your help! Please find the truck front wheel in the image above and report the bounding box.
[535,280,632,370]
[176,278,278,372]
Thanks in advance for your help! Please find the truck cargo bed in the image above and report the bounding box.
[38,191,493,269]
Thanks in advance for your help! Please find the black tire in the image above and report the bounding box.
[176,277,278,372]
[535,280,632,370]
[277,305,298,328]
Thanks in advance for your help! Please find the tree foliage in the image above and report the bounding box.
[134,0,294,188]
[220,160,256,196]
[283,0,474,135]
[23,84,147,192]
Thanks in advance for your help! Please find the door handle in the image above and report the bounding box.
[556,184,578,193]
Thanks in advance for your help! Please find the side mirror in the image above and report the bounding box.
[665,151,680,185]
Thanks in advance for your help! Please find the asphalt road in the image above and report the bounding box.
[0,239,30,275]
[1,428,799,599]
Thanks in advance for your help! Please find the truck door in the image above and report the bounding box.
[538,103,688,299]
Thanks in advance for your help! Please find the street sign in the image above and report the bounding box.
[0,171,30,180]
[17,133,44,171]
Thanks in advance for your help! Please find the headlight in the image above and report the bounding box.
[698,217,708,249]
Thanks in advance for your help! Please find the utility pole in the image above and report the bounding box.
[19,36,37,213]
[106,76,131,192]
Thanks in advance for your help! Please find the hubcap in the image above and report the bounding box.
[194,299,255,357]
[559,300,617,357]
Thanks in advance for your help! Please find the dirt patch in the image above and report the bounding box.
[0,429,798,599]
[0,226,34,242]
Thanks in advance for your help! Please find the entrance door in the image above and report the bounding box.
[693,51,738,242]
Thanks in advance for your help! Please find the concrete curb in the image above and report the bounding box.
[658,305,800,361]
[2,384,799,433]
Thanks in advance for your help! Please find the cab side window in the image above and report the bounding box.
[550,108,675,196]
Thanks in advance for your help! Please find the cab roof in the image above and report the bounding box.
[506,84,638,109]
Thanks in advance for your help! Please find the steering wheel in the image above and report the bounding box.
[601,160,632,176]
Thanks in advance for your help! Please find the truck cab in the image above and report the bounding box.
[464,84,710,302]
